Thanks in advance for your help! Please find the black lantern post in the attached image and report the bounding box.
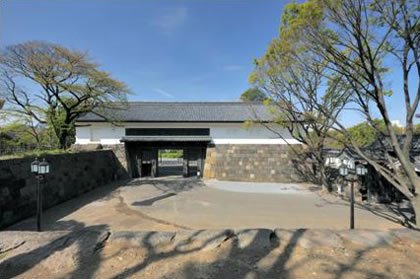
[31,157,50,232]
[339,162,367,230]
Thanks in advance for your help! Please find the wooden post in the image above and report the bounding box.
[136,154,142,178]
[151,149,157,178]
[155,148,159,177]
[197,148,204,178]
[350,180,355,230]
[183,148,189,177]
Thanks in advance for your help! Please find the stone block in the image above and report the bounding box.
[203,144,305,183]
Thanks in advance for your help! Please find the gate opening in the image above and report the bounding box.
[158,149,184,177]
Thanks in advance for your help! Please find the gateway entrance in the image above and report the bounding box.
[121,128,210,178]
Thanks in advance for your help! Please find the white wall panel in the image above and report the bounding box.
[75,122,301,145]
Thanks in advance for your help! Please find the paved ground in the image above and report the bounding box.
[8,176,404,232]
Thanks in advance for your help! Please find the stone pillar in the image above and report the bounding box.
[203,146,216,179]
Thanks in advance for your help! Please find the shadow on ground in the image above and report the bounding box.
[127,177,205,207]
[0,221,109,279]
[5,179,129,232]
[2,227,420,279]
[315,196,417,230]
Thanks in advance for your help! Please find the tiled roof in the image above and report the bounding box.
[76,102,273,122]
[367,135,420,152]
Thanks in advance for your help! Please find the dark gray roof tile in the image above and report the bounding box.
[77,102,273,122]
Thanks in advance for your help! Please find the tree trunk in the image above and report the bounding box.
[319,164,331,192]
[58,129,68,149]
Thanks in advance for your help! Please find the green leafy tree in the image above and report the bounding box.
[270,0,420,226]
[240,88,267,103]
[415,124,420,135]
[0,41,130,149]
[0,122,36,145]
[348,122,378,147]
[250,1,349,190]
[329,119,405,148]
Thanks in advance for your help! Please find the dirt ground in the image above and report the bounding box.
[1,229,420,279]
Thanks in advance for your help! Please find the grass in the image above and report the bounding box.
[0,149,74,160]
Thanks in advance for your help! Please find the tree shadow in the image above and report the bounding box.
[157,230,419,279]
[132,193,177,206]
[0,220,109,279]
[314,196,417,229]
[2,227,419,278]
[102,229,306,279]
[127,177,206,207]
[6,179,129,231]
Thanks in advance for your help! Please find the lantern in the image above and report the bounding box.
[38,159,50,175]
[31,158,40,174]
[356,164,367,176]
[339,163,348,177]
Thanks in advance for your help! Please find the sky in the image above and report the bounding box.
[1,0,417,127]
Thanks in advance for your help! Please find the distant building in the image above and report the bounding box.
[323,135,420,203]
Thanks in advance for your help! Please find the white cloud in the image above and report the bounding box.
[153,88,174,99]
[151,7,188,32]
[223,65,243,72]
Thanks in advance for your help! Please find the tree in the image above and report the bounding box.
[0,41,130,149]
[269,0,420,226]
[329,119,405,148]
[240,87,267,102]
[0,122,39,146]
[415,124,420,135]
[250,1,349,190]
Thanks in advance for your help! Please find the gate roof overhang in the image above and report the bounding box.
[120,136,212,143]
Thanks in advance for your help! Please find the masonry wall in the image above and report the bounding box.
[0,150,125,229]
[72,143,129,179]
[203,144,307,183]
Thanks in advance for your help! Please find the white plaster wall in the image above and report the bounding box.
[75,122,301,145]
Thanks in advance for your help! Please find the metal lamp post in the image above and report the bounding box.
[339,162,367,230]
[31,158,50,232]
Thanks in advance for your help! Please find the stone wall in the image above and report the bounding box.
[0,150,125,229]
[203,144,307,182]
[72,144,129,179]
